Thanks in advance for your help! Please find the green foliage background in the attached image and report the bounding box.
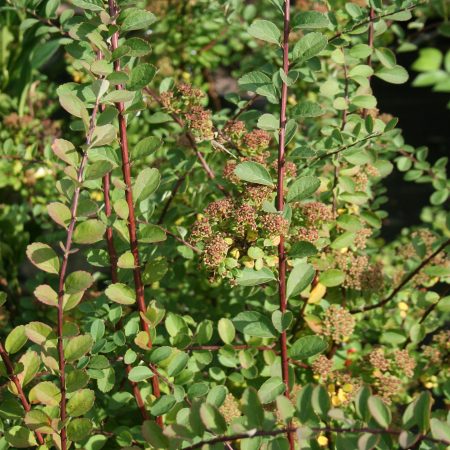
[0,0,449,449]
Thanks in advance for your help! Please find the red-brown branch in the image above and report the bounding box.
[277,2,294,449]
[107,0,162,427]
[0,342,44,445]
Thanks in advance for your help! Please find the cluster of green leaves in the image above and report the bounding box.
[0,0,449,449]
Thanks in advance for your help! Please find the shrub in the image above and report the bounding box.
[0,0,449,449]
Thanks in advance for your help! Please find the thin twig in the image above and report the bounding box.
[310,133,382,164]
[351,238,450,314]
[329,3,422,42]
[181,425,448,450]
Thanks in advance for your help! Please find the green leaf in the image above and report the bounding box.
[105,283,136,305]
[150,395,176,416]
[402,391,431,433]
[128,366,154,382]
[133,167,161,202]
[352,95,377,109]
[139,224,166,243]
[236,267,276,286]
[358,433,380,450]
[287,176,320,202]
[24,409,53,433]
[293,32,327,61]
[167,352,189,376]
[288,335,327,360]
[412,48,443,72]
[85,160,115,180]
[65,270,94,294]
[52,138,79,166]
[90,125,116,147]
[292,11,330,29]
[276,395,295,422]
[200,403,227,433]
[128,63,157,90]
[47,202,71,228]
[120,8,157,32]
[64,335,93,362]
[257,113,279,131]
[311,385,330,418]
[29,381,61,406]
[66,389,95,417]
[238,71,271,92]
[102,90,135,104]
[5,426,37,448]
[234,161,273,186]
[67,418,93,442]
[233,311,276,338]
[218,318,235,344]
[142,420,169,448]
[375,65,409,84]
[26,243,60,275]
[59,92,89,120]
[368,396,391,429]
[258,377,285,404]
[320,269,345,287]
[430,418,450,443]
[25,322,54,345]
[292,101,324,118]
[248,19,281,45]
[330,231,356,249]
[73,220,106,244]
[125,37,152,57]
[242,387,264,427]
[5,326,27,354]
[286,263,315,299]
[133,136,162,159]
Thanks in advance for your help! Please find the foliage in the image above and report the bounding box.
[0,0,449,449]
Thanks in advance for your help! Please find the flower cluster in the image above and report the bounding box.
[319,305,355,343]
[334,252,384,291]
[312,355,334,379]
[219,393,241,423]
[222,120,272,155]
[191,192,292,280]
[160,83,214,141]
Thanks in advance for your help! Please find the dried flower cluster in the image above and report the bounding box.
[219,393,241,423]
[319,305,355,343]
[222,120,272,155]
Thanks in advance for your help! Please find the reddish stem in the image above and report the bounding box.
[277,2,294,449]
[0,342,44,445]
[107,0,162,427]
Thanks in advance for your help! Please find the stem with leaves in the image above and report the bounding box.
[277,2,294,449]
[107,0,162,426]
[0,341,44,445]
[56,94,101,450]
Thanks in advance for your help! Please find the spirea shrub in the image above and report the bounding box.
[0,0,449,449]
